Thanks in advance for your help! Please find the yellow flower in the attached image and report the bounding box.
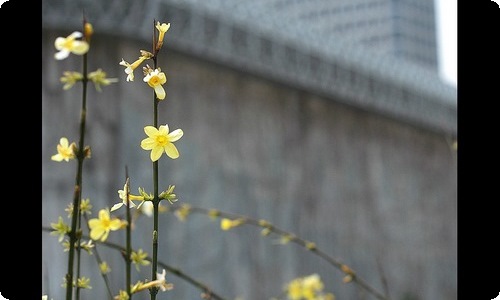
[286,278,303,300]
[220,218,245,231]
[50,216,70,242]
[156,21,170,50]
[88,68,118,92]
[54,31,89,60]
[76,277,92,289]
[51,137,76,162]
[130,249,151,271]
[119,55,148,82]
[155,269,174,292]
[302,274,323,293]
[174,204,191,221]
[99,261,111,274]
[88,209,123,241]
[114,290,129,300]
[143,68,167,100]
[140,124,183,161]
[60,71,83,90]
[285,274,331,300]
[111,182,145,212]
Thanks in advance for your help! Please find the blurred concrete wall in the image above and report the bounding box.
[42,28,457,300]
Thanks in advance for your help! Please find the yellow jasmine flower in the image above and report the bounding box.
[302,274,323,292]
[88,68,118,92]
[174,204,191,221]
[50,216,70,242]
[99,261,111,274]
[140,124,183,161]
[220,218,245,231]
[261,228,271,236]
[143,68,167,100]
[80,198,93,215]
[111,183,145,212]
[114,290,129,300]
[80,239,95,255]
[286,278,303,300]
[119,52,151,82]
[130,248,151,271]
[76,277,92,289]
[159,184,178,204]
[285,274,332,300]
[60,71,83,90]
[155,269,174,292]
[88,208,124,241]
[134,270,173,293]
[155,21,170,50]
[279,234,296,244]
[51,137,76,162]
[54,31,89,60]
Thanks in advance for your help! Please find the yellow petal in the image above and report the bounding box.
[100,230,110,242]
[150,146,164,161]
[158,124,169,135]
[144,126,159,137]
[164,143,179,159]
[154,85,166,100]
[90,227,105,240]
[109,219,123,230]
[141,137,156,150]
[110,203,123,212]
[71,41,89,54]
[168,129,183,142]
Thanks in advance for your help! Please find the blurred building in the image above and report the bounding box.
[42,1,456,299]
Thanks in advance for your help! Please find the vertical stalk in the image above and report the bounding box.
[125,171,132,300]
[65,38,89,300]
[150,19,160,299]
[150,64,160,300]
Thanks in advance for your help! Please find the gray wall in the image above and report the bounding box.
[42,29,457,300]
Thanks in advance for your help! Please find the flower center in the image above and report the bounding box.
[64,38,75,50]
[102,219,111,228]
[149,75,160,86]
[156,135,168,146]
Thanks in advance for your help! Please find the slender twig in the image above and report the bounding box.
[125,170,132,299]
[42,227,228,300]
[168,204,389,300]
[65,17,90,300]
[150,19,160,300]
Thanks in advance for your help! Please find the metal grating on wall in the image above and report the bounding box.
[42,0,456,136]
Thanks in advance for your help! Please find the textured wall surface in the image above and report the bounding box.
[42,29,457,300]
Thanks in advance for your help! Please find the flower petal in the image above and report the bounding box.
[164,143,179,159]
[54,50,70,60]
[150,146,164,162]
[154,85,166,100]
[141,137,156,150]
[144,126,159,137]
[168,129,183,142]
[90,227,105,241]
[110,203,123,212]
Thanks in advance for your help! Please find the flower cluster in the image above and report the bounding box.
[285,274,335,300]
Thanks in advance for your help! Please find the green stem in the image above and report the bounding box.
[150,52,160,300]
[65,44,88,300]
[125,174,132,300]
